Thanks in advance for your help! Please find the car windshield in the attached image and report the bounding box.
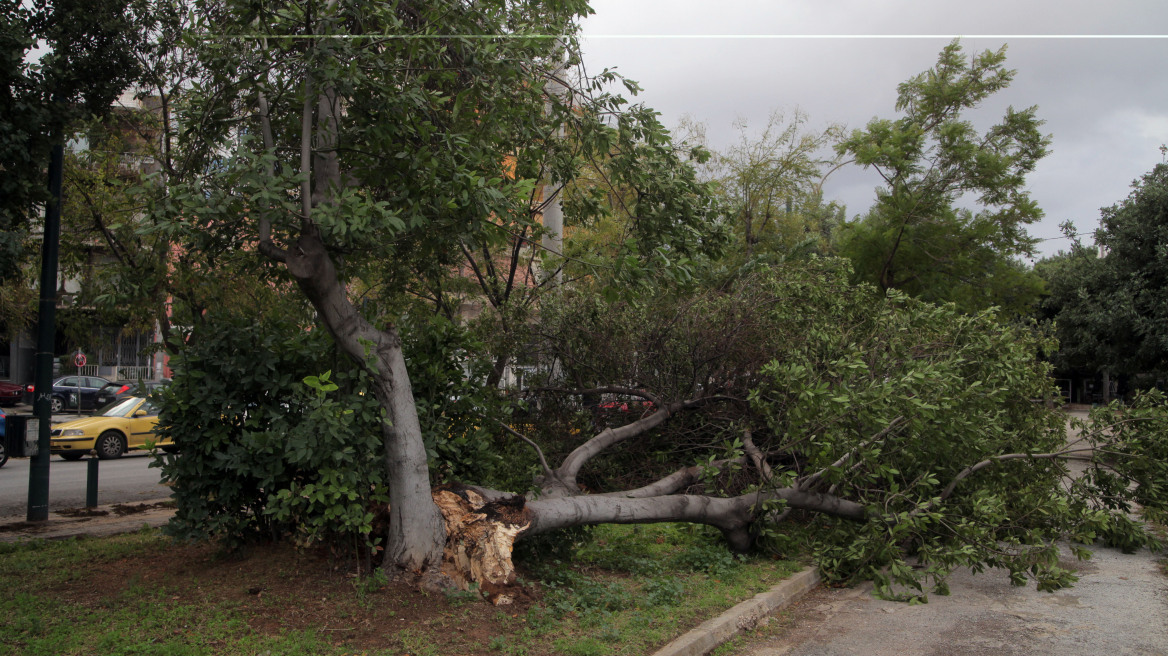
[99,397,144,418]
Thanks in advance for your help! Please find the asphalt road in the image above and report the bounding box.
[0,453,171,518]
[736,409,1168,655]
[739,542,1168,656]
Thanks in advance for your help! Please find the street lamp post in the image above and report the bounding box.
[27,141,64,522]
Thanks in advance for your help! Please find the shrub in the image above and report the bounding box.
[157,311,509,553]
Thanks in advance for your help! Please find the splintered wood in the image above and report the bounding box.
[432,485,530,605]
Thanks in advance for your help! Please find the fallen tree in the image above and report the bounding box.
[160,262,1167,604]
[151,0,1167,602]
[416,264,1168,601]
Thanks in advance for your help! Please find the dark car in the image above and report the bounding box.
[0,381,22,407]
[25,376,115,413]
[101,379,170,404]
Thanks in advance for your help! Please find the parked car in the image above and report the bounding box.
[25,376,116,413]
[101,379,170,404]
[0,406,7,467]
[0,380,23,406]
[49,396,172,460]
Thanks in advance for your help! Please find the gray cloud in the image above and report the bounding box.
[578,0,1168,257]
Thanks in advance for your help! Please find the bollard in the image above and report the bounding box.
[86,454,99,508]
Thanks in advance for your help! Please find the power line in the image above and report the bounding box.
[1037,231,1092,242]
[202,33,1168,41]
[581,34,1168,40]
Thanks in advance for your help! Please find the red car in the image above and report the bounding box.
[0,381,23,407]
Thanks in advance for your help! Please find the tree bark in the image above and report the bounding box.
[278,230,447,575]
[255,60,446,576]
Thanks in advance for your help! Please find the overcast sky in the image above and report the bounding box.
[576,0,1168,259]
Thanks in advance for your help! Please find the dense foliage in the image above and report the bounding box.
[0,0,148,284]
[1034,246,1114,376]
[527,261,1164,599]
[836,41,1049,316]
[157,312,507,555]
[157,315,386,550]
[1037,162,1168,381]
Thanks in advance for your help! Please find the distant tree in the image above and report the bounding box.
[837,40,1049,315]
[1095,162,1168,375]
[1034,246,1115,376]
[702,109,844,260]
[0,0,154,346]
[1042,162,1168,380]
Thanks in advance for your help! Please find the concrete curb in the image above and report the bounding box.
[652,566,821,656]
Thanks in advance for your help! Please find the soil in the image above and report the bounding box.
[0,500,176,533]
[50,539,546,655]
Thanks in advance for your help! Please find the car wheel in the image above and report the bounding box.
[50,396,64,413]
[162,446,179,454]
[59,452,85,461]
[0,441,7,468]
[95,431,125,459]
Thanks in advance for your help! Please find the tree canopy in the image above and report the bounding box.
[836,40,1049,315]
[0,0,148,283]
[704,109,844,261]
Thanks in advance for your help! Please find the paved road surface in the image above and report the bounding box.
[0,454,171,518]
[741,543,1168,656]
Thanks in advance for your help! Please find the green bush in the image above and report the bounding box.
[156,315,386,550]
[157,311,510,552]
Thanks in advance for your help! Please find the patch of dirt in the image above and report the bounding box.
[50,540,546,655]
[109,500,175,516]
[0,521,42,533]
[56,508,110,518]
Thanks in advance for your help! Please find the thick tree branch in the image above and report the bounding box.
[524,487,868,551]
[256,91,287,262]
[597,456,747,498]
[524,493,755,538]
[550,396,718,496]
[742,428,772,482]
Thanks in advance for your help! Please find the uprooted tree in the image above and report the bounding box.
[153,0,1167,601]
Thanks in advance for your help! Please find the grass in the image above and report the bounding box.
[516,523,804,655]
[0,523,804,655]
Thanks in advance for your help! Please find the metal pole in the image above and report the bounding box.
[86,457,99,508]
[27,142,64,522]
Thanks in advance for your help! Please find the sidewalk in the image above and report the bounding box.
[0,497,175,543]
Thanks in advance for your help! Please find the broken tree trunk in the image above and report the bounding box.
[432,484,531,605]
[430,476,870,605]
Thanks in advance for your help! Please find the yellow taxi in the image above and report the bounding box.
[50,396,173,460]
